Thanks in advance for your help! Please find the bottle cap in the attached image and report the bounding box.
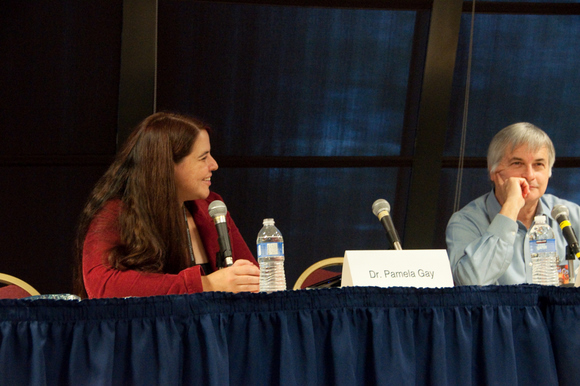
[533,214,546,224]
[263,218,275,225]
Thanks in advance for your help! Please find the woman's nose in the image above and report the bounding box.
[209,155,218,171]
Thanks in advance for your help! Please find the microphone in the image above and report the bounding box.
[372,199,402,250]
[551,205,580,259]
[208,200,233,268]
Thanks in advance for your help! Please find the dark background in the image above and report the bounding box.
[1,0,579,294]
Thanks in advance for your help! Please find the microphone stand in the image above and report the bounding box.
[216,251,233,269]
[564,246,576,287]
[216,251,225,269]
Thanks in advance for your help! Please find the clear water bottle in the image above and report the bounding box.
[256,218,286,292]
[529,214,560,286]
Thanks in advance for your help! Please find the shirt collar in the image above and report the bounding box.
[537,196,551,217]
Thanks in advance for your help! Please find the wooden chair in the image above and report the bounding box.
[0,273,40,298]
[293,257,344,290]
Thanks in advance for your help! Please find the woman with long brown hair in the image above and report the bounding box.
[74,112,259,298]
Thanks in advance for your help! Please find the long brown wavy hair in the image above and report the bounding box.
[73,112,209,297]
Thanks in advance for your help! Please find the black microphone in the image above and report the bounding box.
[372,199,402,250]
[551,204,580,259]
[208,200,233,268]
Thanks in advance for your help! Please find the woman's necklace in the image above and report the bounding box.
[183,205,196,265]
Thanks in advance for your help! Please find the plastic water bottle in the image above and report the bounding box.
[257,218,286,292]
[529,214,560,286]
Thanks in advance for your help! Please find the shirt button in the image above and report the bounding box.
[529,262,533,266]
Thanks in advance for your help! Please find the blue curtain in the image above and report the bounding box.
[1,285,577,385]
[156,1,418,288]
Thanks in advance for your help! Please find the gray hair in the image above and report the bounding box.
[487,122,555,175]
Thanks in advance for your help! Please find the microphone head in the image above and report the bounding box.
[208,200,227,218]
[372,199,391,218]
[551,204,569,221]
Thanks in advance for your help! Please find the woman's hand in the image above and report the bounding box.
[201,259,260,293]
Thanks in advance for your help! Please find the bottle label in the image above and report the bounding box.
[529,238,557,254]
[257,242,284,258]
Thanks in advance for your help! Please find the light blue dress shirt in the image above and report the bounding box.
[446,190,580,285]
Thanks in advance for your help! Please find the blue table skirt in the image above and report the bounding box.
[1,285,579,385]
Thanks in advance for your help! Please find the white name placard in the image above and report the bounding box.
[341,250,454,288]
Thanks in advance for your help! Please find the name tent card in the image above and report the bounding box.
[341,250,454,288]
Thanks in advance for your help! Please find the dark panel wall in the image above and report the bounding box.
[155,2,426,286]
[0,1,122,294]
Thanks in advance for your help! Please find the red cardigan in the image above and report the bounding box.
[82,192,257,298]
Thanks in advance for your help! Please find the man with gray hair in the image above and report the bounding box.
[446,122,580,285]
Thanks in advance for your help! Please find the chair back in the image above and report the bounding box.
[293,257,344,290]
[0,273,40,298]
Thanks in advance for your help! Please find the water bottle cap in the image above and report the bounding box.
[263,218,275,225]
[534,214,546,224]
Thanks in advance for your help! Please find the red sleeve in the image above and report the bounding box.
[82,200,204,299]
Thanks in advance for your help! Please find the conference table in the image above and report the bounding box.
[1,285,579,385]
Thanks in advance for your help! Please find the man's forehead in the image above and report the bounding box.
[503,144,549,160]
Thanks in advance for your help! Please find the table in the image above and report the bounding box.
[1,285,579,385]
